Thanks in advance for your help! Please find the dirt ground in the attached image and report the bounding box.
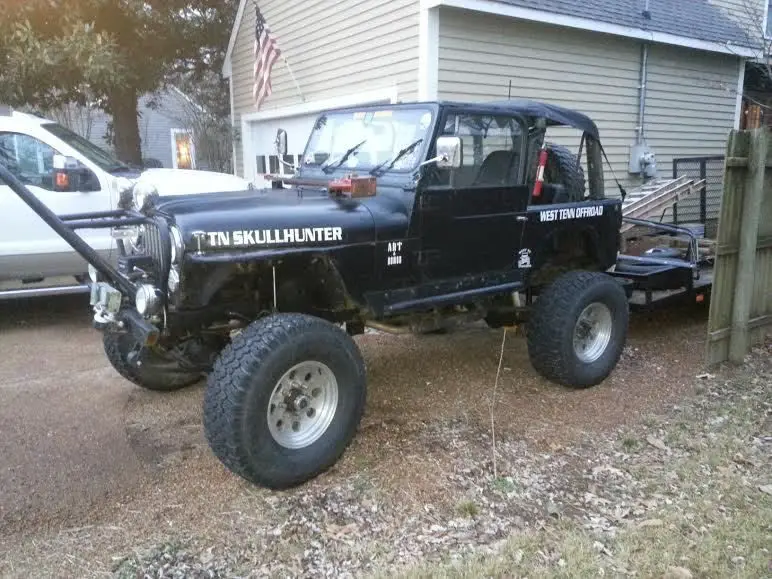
[0,294,730,577]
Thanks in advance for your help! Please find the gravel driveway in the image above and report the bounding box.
[0,295,714,576]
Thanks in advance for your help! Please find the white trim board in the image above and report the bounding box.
[229,74,238,175]
[425,0,759,58]
[239,86,399,183]
[240,86,399,123]
[735,58,746,130]
[223,0,249,78]
[418,5,440,100]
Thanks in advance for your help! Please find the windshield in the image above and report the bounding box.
[302,107,434,173]
[42,122,131,173]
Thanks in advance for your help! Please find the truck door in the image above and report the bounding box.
[0,132,114,282]
[418,111,530,280]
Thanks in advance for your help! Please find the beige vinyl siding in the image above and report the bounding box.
[643,45,738,173]
[437,8,741,194]
[229,0,420,177]
[437,8,641,191]
[643,44,739,221]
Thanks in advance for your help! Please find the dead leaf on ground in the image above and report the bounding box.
[758,484,772,496]
[733,453,762,468]
[638,519,664,528]
[326,522,359,540]
[646,436,670,452]
[663,567,693,579]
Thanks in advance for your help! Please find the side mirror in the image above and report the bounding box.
[421,136,463,169]
[52,154,100,192]
[275,129,288,156]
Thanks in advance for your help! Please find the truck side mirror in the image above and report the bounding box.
[421,136,463,169]
[52,154,100,192]
[275,129,288,156]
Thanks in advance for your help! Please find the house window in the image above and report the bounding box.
[171,129,196,169]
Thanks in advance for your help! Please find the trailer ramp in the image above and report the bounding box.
[621,176,706,232]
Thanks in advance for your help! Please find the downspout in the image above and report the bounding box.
[636,43,649,144]
[637,0,651,144]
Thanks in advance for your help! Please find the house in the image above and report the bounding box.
[47,87,202,170]
[223,0,763,191]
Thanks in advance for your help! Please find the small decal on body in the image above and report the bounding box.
[386,241,403,266]
[517,248,532,269]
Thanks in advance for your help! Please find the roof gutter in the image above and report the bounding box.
[425,0,758,57]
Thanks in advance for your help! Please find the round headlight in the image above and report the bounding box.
[133,182,158,212]
[170,226,184,264]
[88,263,99,283]
[135,284,161,316]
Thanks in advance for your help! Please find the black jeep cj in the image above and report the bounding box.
[0,100,705,489]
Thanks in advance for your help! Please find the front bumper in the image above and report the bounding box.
[90,281,160,346]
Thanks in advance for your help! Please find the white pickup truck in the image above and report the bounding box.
[0,108,251,299]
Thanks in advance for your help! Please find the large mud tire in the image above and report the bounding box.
[103,332,202,392]
[203,313,367,489]
[527,271,628,389]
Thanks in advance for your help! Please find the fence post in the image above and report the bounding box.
[728,129,767,363]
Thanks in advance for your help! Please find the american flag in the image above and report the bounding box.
[253,2,281,110]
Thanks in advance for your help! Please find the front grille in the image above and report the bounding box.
[118,219,169,285]
[143,221,166,282]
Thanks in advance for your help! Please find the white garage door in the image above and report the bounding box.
[248,113,318,187]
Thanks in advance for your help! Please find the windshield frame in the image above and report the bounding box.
[299,103,439,177]
[41,122,131,173]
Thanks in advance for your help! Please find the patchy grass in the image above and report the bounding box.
[393,347,772,579]
[621,435,640,452]
[455,501,480,518]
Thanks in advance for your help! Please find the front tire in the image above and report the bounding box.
[203,313,367,489]
[527,271,629,388]
[103,333,202,392]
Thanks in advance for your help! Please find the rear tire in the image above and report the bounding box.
[527,271,629,388]
[103,333,202,392]
[203,313,367,489]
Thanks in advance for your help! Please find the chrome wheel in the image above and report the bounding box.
[267,361,339,449]
[573,302,613,364]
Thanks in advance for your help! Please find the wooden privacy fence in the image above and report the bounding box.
[707,128,772,365]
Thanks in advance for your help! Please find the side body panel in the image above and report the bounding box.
[521,198,623,276]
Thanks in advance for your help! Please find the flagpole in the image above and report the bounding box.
[283,56,305,102]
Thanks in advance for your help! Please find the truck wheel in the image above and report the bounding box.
[103,333,202,391]
[527,271,628,388]
[545,142,586,201]
[203,313,367,489]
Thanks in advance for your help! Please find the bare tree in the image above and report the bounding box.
[43,101,96,139]
[740,0,771,81]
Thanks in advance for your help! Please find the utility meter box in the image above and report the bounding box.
[629,143,657,178]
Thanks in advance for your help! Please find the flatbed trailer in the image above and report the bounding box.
[610,217,715,311]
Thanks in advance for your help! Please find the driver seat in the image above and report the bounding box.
[473,150,518,186]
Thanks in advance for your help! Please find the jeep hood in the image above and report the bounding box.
[155,188,376,253]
